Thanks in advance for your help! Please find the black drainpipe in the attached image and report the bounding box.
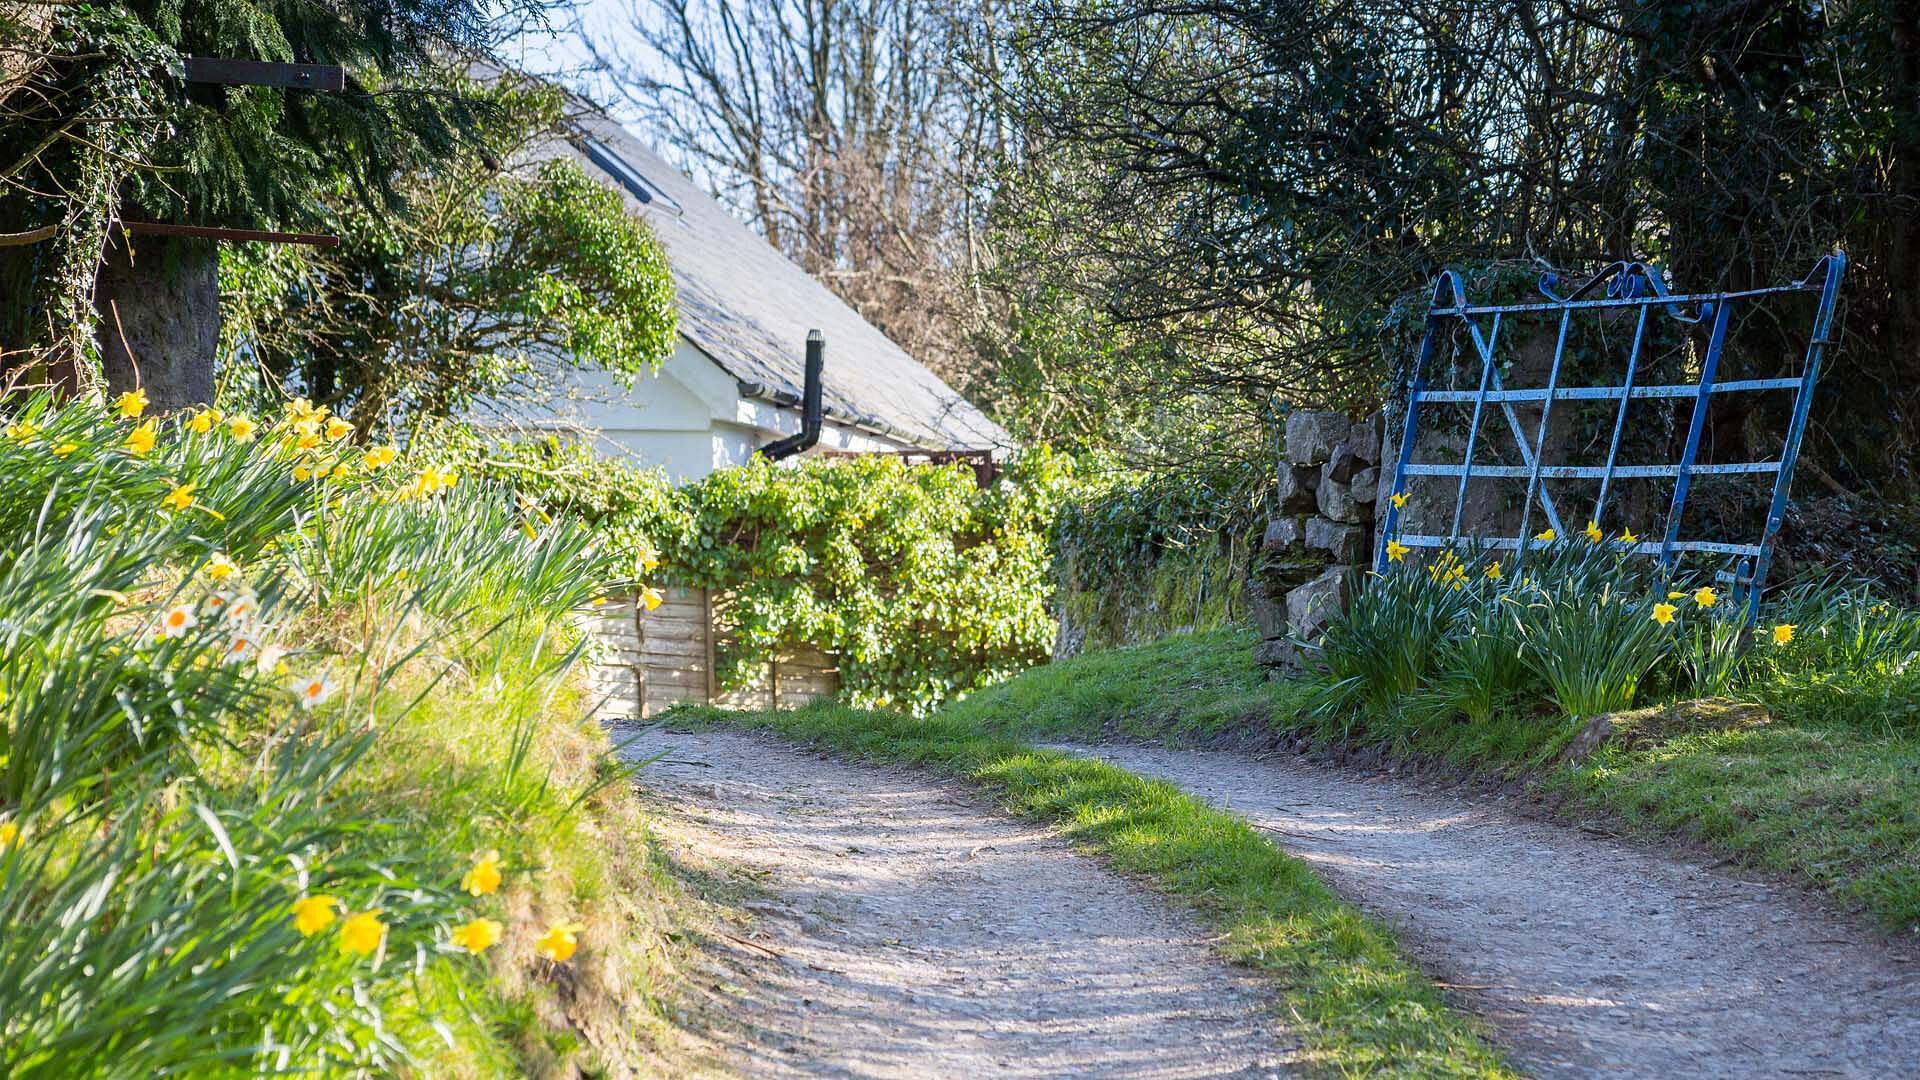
[757,330,824,461]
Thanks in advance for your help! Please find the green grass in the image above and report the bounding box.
[923,627,1920,934]
[669,696,1515,1079]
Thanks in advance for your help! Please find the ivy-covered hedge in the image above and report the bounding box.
[425,427,1074,713]
[1052,459,1273,650]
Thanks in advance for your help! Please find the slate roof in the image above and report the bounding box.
[558,107,1009,452]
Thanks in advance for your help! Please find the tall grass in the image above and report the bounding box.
[0,394,626,1074]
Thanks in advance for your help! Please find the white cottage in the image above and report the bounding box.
[483,100,1009,482]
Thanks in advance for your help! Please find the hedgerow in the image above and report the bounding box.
[426,428,1076,713]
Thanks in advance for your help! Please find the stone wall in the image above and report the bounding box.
[1248,411,1385,671]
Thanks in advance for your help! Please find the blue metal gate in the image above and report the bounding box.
[1374,253,1847,622]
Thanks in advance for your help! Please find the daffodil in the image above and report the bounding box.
[635,542,661,574]
[292,895,339,936]
[325,417,354,441]
[1693,586,1717,608]
[1385,539,1410,563]
[534,921,584,963]
[338,910,384,956]
[5,420,40,442]
[1389,490,1409,509]
[1652,602,1678,626]
[115,388,148,418]
[292,464,314,483]
[1619,528,1639,545]
[204,552,238,582]
[1534,528,1556,543]
[125,419,157,457]
[52,442,77,457]
[161,482,196,512]
[0,819,18,849]
[187,407,221,435]
[589,595,608,607]
[295,432,321,452]
[1585,520,1604,543]
[1772,623,1796,646]
[257,643,289,678]
[1485,560,1502,580]
[227,415,257,442]
[1668,590,1687,600]
[461,851,502,896]
[292,672,334,711]
[641,586,664,611]
[451,917,503,955]
[158,602,197,639]
[330,461,351,481]
[223,634,259,665]
[364,445,397,470]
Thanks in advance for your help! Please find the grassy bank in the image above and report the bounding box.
[932,625,1920,933]
[672,699,1515,1079]
[0,395,712,1076]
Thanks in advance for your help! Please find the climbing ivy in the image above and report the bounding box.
[421,427,1075,713]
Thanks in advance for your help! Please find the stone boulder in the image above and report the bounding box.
[1316,474,1374,526]
[1262,515,1307,554]
[1304,516,1367,564]
[1285,411,1351,466]
[1275,464,1319,513]
[1558,698,1772,766]
[1286,567,1352,642]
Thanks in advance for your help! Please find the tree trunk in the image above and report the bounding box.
[93,232,218,410]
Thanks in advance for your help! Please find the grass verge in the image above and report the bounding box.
[667,698,1516,1079]
[930,627,1920,935]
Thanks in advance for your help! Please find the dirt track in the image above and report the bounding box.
[1059,742,1920,1079]
[625,727,1296,1078]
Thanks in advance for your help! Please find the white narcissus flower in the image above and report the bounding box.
[292,672,334,711]
[158,602,197,639]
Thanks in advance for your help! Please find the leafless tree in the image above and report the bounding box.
[582,0,1010,388]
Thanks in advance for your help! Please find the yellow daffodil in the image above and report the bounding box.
[1385,539,1410,563]
[451,917,503,955]
[1485,560,1502,580]
[635,542,661,573]
[461,851,502,897]
[227,415,257,442]
[338,910,384,956]
[1585,520,1604,543]
[589,595,608,607]
[1772,623,1796,645]
[330,461,351,481]
[295,432,321,452]
[204,552,238,582]
[1668,590,1687,600]
[325,417,354,441]
[640,586,664,612]
[115,388,148,418]
[0,819,18,848]
[52,442,77,457]
[437,467,458,488]
[1534,528,1556,543]
[1619,528,1639,545]
[1693,586,1717,608]
[158,602,197,639]
[292,895,339,936]
[1652,602,1678,626]
[187,407,221,435]
[1390,490,1409,509]
[6,420,40,442]
[364,445,397,470]
[534,922,584,963]
[292,464,314,482]
[125,419,157,457]
[161,482,196,512]
[292,672,334,711]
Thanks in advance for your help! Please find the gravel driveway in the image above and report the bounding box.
[623,727,1297,1079]
[1057,742,1920,1079]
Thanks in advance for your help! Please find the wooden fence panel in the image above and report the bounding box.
[577,587,840,719]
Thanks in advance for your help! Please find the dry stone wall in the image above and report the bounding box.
[1249,410,1385,671]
